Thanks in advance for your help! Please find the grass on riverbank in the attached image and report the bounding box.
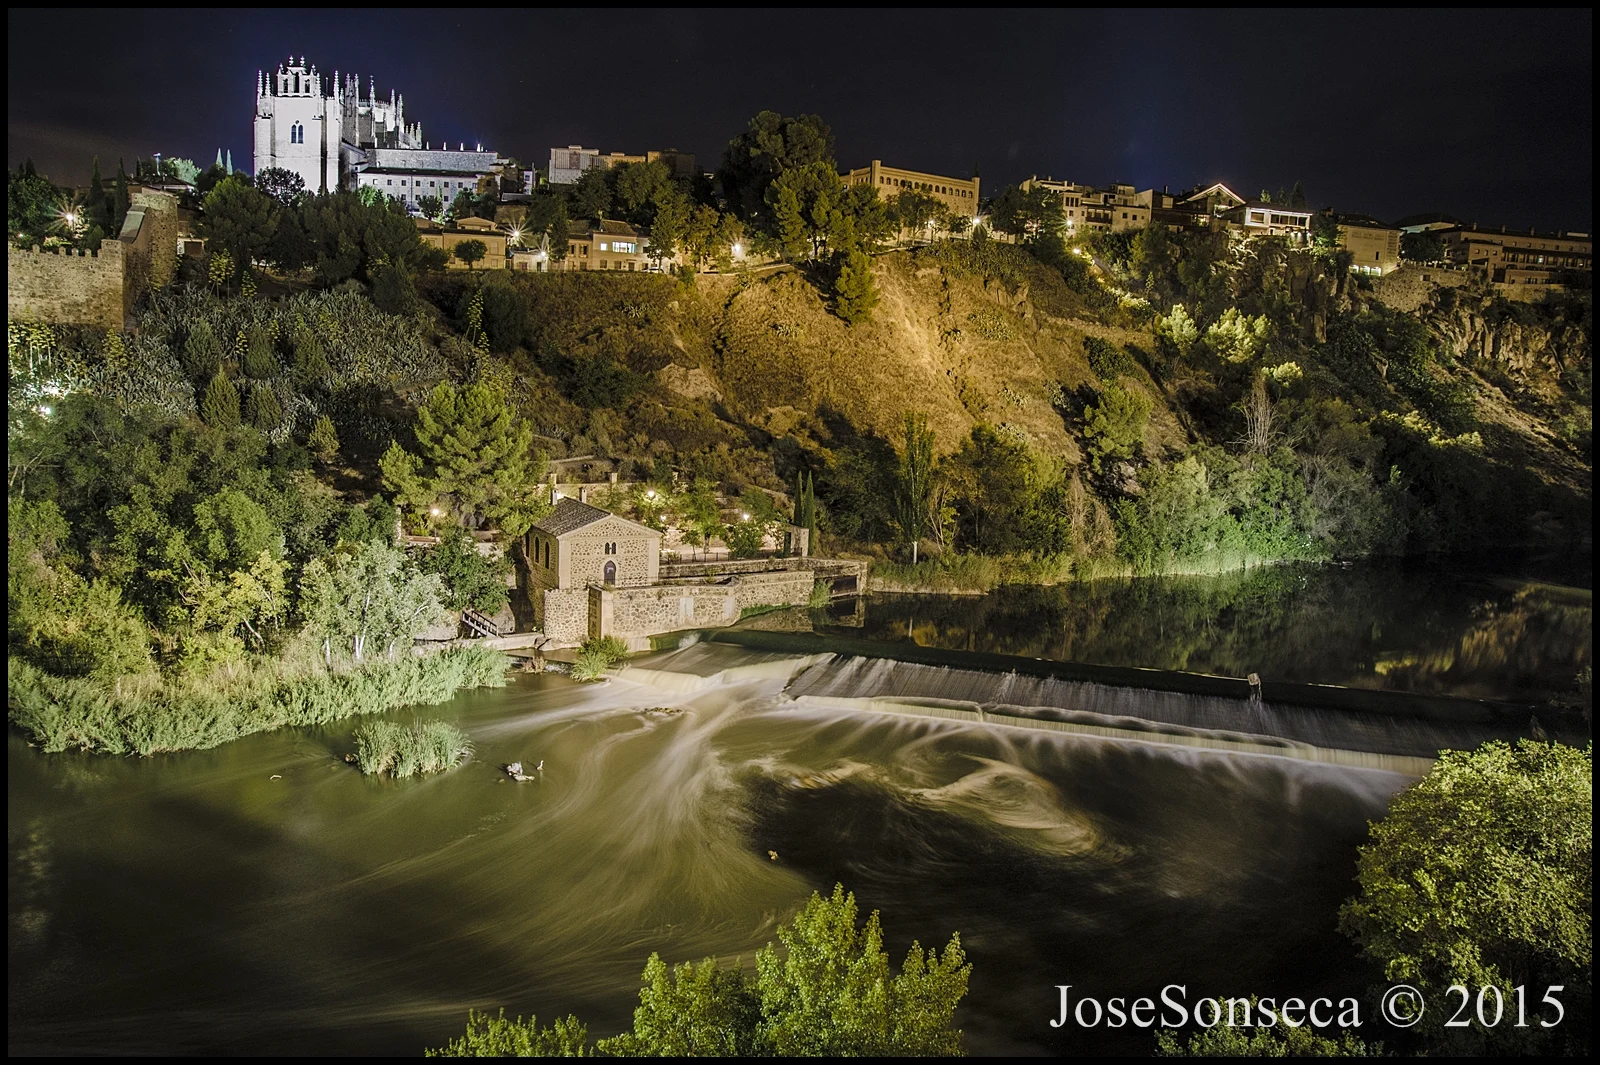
[570,635,629,682]
[353,718,472,778]
[7,643,509,757]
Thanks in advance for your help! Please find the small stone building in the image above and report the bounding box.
[526,498,662,637]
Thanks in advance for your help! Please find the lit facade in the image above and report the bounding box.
[1336,215,1402,275]
[253,56,499,208]
[841,160,980,219]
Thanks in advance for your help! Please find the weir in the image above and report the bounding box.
[611,630,1586,774]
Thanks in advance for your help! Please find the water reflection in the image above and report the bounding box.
[9,647,1422,1057]
[836,559,1592,702]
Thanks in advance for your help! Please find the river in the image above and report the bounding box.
[8,558,1591,1056]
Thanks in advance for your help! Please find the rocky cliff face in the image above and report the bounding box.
[1422,285,1590,378]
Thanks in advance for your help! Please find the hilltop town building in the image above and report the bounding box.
[557,219,654,271]
[415,215,508,269]
[841,160,980,220]
[253,57,500,207]
[1020,178,1158,232]
[1222,201,1314,240]
[545,145,698,187]
[1336,215,1402,275]
[1438,224,1592,286]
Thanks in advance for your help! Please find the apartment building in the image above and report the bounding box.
[1020,177,1157,233]
[555,219,654,272]
[1221,201,1314,240]
[1336,214,1402,275]
[841,160,980,219]
[1439,224,1592,286]
[415,215,508,269]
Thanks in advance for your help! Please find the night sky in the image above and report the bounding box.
[8,9,1592,231]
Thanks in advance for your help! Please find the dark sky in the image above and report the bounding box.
[8,8,1592,231]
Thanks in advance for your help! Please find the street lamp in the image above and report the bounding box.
[430,507,441,517]
[740,512,751,522]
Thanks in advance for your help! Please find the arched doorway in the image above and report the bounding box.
[603,560,616,585]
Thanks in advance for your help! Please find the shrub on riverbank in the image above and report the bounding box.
[431,884,970,1056]
[570,635,629,682]
[353,718,472,778]
[7,643,508,756]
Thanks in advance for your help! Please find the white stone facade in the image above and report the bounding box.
[255,56,486,202]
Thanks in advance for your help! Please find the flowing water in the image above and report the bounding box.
[8,558,1591,1056]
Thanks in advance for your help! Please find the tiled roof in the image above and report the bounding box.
[532,497,610,536]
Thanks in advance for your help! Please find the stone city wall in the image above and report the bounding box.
[7,243,128,330]
[1369,264,1471,313]
[7,189,177,331]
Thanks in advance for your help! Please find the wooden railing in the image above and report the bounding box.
[461,607,503,638]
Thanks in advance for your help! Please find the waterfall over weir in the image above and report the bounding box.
[617,642,1549,776]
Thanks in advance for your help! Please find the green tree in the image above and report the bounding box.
[182,319,225,380]
[241,326,278,379]
[417,194,445,222]
[676,478,724,557]
[453,239,487,270]
[755,884,970,1056]
[893,189,943,243]
[1155,1006,1378,1056]
[1083,383,1152,471]
[289,322,331,387]
[244,382,283,432]
[200,372,241,431]
[570,167,613,221]
[793,470,819,553]
[834,249,879,324]
[613,160,673,226]
[298,539,448,660]
[379,381,547,536]
[1311,210,1340,251]
[254,167,306,206]
[598,954,761,1056]
[307,415,340,465]
[718,110,836,229]
[1204,307,1271,363]
[942,424,1036,553]
[301,190,434,285]
[1338,740,1592,1055]
[894,411,936,561]
[7,166,62,247]
[419,526,512,614]
[113,158,131,229]
[202,176,278,281]
[428,1009,588,1058]
[1400,231,1444,262]
[448,884,971,1057]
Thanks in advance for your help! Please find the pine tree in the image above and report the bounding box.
[308,415,340,464]
[201,372,241,430]
[87,157,110,232]
[245,382,282,431]
[833,250,878,325]
[242,326,277,379]
[181,319,223,380]
[113,159,131,230]
[291,322,331,387]
[793,471,819,554]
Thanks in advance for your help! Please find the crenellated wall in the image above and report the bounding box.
[7,189,177,330]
